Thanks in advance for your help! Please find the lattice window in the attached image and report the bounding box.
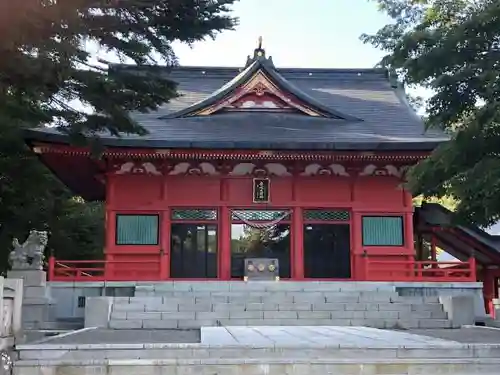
[304,210,350,221]
[116,214,159,245]
[171,209,217,221]
[231,210,290,222]
[362,216,404,246]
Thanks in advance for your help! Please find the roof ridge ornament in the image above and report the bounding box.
[245,36,274,68]
[257,36,263,55]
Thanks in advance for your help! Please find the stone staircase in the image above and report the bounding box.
[107,282,452,329]
[22,317,85,343]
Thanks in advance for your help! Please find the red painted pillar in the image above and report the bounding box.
[160,208,171,279]
[404,211,414,256]
[106,254,114,281]
[351,211,364,280]
[483,269,496,316]
[160,175,170,279]
[218,176,231,280]
[105,211,117,280]
[469,257,477,281]
[104,173,115,280]
[292,207,304,279]
[430,234,437,262]
[48,255,55,281]
[219,206,231,280]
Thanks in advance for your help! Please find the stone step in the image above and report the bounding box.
[19,339,478,362]
[133,281,397,294]
[14,358,499,375]
[136,290,402,299]
[122,294,442,305]
[111,300,445,314]
[122,296,405,305]
[110,309,448,322]
[107,293,450,329]
[109,317,452,329]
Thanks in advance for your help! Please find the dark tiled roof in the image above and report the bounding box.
[24,62,449,151]
[162,54,362,121]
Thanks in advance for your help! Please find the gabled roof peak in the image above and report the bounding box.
[245,36,274,68]
[160,40,363,121]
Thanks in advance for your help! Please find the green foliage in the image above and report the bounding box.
[0,118,104,271]
[0,0,238,270]
[231,225,289,256]
[413,195,458,211]
[0,0,237,138]
[362,0,500,227]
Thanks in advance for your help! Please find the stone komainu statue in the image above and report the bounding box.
[8,230,49,270]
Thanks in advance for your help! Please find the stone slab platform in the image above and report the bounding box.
[403,326,500,343]
[15,326,500,375]
[24,327,201,345]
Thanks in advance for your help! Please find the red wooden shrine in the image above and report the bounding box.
[40,148,478,282]
[25,40,484,287]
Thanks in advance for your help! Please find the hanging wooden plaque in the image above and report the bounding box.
[253,178,270,203]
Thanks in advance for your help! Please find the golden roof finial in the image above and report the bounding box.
[245,35,270,67]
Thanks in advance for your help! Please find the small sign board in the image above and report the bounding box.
[253,178,270,203]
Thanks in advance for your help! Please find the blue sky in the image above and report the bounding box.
[171,0,391,68]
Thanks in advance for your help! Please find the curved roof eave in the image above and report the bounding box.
[24,128,445,152]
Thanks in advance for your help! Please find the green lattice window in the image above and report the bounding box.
[362,216,404,246]
[116,214,159,245]
[171,209,217,221]
[304,210,350,221]
[231,210,290,221]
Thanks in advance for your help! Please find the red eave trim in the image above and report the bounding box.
[31,142,430,162]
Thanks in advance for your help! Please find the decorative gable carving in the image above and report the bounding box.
[193,71,324,117]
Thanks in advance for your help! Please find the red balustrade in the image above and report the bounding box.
[48,257,161,281]
[365,258,477,282]
[48,255,477,282]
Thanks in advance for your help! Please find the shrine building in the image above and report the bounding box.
[24,41,500,304]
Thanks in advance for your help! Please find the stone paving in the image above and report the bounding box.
[29,328,201,344]
[199,326,460,347]
[25,325,500,346]
[14,326,500,375]
[404,327,500,343]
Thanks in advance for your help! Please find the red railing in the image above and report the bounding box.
[365,258,477,282]
[48,256,162,281]
[48,255,478,282]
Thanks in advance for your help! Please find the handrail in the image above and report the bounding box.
[48,254,478,282]
[48,256,164,281]
[55,262,93,278]
[365,257,476,282]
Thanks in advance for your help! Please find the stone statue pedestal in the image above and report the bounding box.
[7,270,46,288]
[6,270,55,330]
